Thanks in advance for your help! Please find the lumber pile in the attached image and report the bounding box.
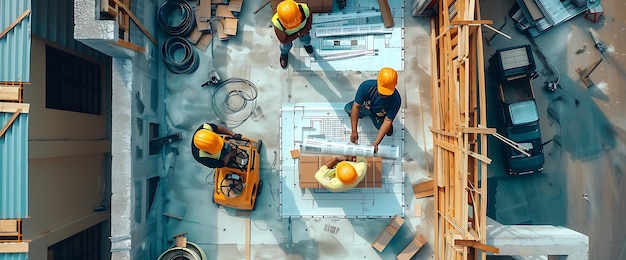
[430,0,497,259]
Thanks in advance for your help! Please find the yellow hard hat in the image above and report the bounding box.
[277,0,303,30]
[193,129,224,154]
[336,161,358,184]
[377,67,398,96]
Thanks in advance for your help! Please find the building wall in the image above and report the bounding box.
[22,35,112,259]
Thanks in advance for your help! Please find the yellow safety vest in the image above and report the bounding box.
[272,3,310,35]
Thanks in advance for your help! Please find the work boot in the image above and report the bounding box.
[304,45,314,54]
[280,54,288,69]
[386,125,394,136]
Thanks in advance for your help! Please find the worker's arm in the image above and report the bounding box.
[350,102,362,144]
[213,125,236,136]
[322,155,348,169]
[372,118,393,153]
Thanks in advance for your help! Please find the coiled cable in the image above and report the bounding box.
[161,36,200,74]
[158,0,196,37]
[210,78,259,128]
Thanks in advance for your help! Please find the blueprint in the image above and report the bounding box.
[295,0,405,72]
[279,103,405,218]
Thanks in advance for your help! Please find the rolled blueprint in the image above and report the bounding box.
[300,138,399,159]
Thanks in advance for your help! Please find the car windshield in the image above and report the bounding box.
[509,100,539,125]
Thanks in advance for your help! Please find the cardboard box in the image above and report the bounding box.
[299,156,382,189]
[271,0,333,14]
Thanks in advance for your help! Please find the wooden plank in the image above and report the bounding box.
[245,216,251,260]
[414,202,422,217]
[199,0,212,21]
[216,19,230,40]
[397,234,427,260]
[0,9,31,40]
[187,25,203,44]
[371,216,404,252]
[0,242,28,253]
[377,0,394,28]
[0,220,18,234]
[195,33,214,52]
[413,179,434,198]
[0,108,22,138]
[454,239,499,253]
[228,0,244,12]
[194,8,211,32]
[223,18,238,35]
[0,86,21,101]
[216,5,235,18]
[0,103,29,113]
[113,39,146,52]
[112,0,157,45]
[456,126,496,134]
[449,19,492,25]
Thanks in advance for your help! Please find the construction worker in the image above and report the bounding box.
[345,67,401,153]
[314,155,368,192]
[272,0,313,68]
[191,123,243,169]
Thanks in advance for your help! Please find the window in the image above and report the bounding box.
[48,223,102,260]
[46,45,102,114]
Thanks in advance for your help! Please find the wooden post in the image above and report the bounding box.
[575,58,603,88]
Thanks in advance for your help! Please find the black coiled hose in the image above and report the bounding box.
[158,0,196,37]
[161,36,200,74]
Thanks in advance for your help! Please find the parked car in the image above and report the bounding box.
[490,44,545,175]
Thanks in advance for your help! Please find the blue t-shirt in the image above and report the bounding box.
[354,79,401,120]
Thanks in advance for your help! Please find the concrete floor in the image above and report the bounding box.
[158,0,433,259]
[153,0,626,259]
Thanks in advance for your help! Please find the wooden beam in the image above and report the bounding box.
[449,19,493,25]
[113,39,146,52]
[0,242,28,253]
[456,126,496,134]
[112,0,157,45]
[0,86,21,101]
[0,103,29,113]
[413,179,435,198]
[454,239,499,254]
[0,9,31,40]
[0,108,22,138]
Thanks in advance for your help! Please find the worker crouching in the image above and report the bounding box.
[314,156,368,192]
[191,123,245,169]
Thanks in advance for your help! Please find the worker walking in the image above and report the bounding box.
[345,67,401,152]
[314,155,368,192]
[272,0,314,68]
[191,123,244,169]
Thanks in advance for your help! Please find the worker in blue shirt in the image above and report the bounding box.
[345,67,401,152]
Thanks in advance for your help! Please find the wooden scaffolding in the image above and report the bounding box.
[430,0,498,259]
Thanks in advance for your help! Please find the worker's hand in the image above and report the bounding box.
[350,131,359,144]
[335,155,348,161]
[372,143,379,153]
[232,133,242,140]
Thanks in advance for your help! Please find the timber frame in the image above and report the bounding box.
[430,0,496,259]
